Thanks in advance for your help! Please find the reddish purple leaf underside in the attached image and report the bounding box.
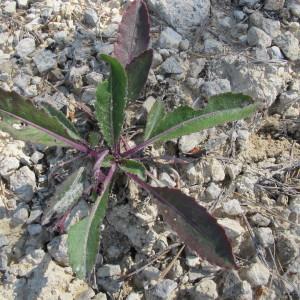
[114,0,150,66]
[129,174,237,269]
[154,187,237,268]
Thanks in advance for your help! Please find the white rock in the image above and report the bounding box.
[179,39,190,51]
[152,51,163,68]
[240,262,270,287]
[142,96,156,113]
[274,32,300,61]
[179,131,208,153]
[30,151,44,164]
[255,227,274,247]
[84,8,98,27]
[97,264,121,278]
[159,172,176,188]
[4,1,16,15]
[247,27,272,48]
[127,292,142,300]
[145,279,177,300]
[205,182,222,201]
[204,38,224,54]
[33,50,57,73]
[185,163,204,185]
[159,27,182,50]
[64,200,89,231]
[147,0,210,36]
[12,207,29,225]
[249,12,281,38]
[0,156,20,179]
[193,279,218,300]
[225,163,242,180]
[11,253,90,299]
[207,158,225,182]
[218,218,245,245]
[209,54,291,106]
[47,235,69,266]
[86,72,103,86]
[223,199,243,216]
[250,213,270,226]
[189,58,206,78]
[290,4,300,17]
[268,46,285,60]
[160,56,184,74]
[201,79,231,98]
[9,166,36,202]
[27,224,42,236]
[264,0,284,11]
[17,0,29,9]
[94,293,107,300]
[16,38,36,58]
[186,256,200,267]
[222,270,253,300]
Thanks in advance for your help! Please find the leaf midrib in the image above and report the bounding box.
[150,104,257,142]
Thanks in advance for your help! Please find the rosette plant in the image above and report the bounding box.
[0,0,257,280]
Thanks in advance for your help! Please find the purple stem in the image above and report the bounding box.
[121,137,155,158]
[93,150,109,183]
[127,172,169,207]
[0,108,93,154]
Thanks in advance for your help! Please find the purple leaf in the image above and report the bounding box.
[128,174,237,269]
[114,0,150,66]
[126,49,153,101]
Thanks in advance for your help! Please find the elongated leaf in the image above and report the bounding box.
[95,81,113,147]
[147,93,256,143]
[88,131,101,147]
[68,156,116,279]
[68,188,110,279]
[0,113,66,147]
[126,49,153,101]
[114,0,150,66]
[144,99,166,140]
[95,55,128,147]
[42,167,85,225]
[120,159,146,180]
[129,174,237,269]
[0,88,89,152]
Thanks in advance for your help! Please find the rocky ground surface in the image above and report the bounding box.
[0,0,300,299]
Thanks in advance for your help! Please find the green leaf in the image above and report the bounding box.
[0,88,84,148]
[88,131,100,147]
[95,81,113,147]
[67,188,110,279]
[147,93,257,143]
[102,155,114,168]
[144,99,166,140]
[126,49,153,101]
[119,159,146,180]
[0,113,66,146]
[42,167,86,225]
[67,160,116,280]
[95,54,128,147]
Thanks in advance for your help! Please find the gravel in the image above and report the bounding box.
[0,0,299,299]
[16,38,36,58]
[159,27,182,50]
[9,166,36,202]
[240,262,270,287]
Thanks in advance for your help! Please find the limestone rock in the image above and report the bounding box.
[147,0,210,37]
